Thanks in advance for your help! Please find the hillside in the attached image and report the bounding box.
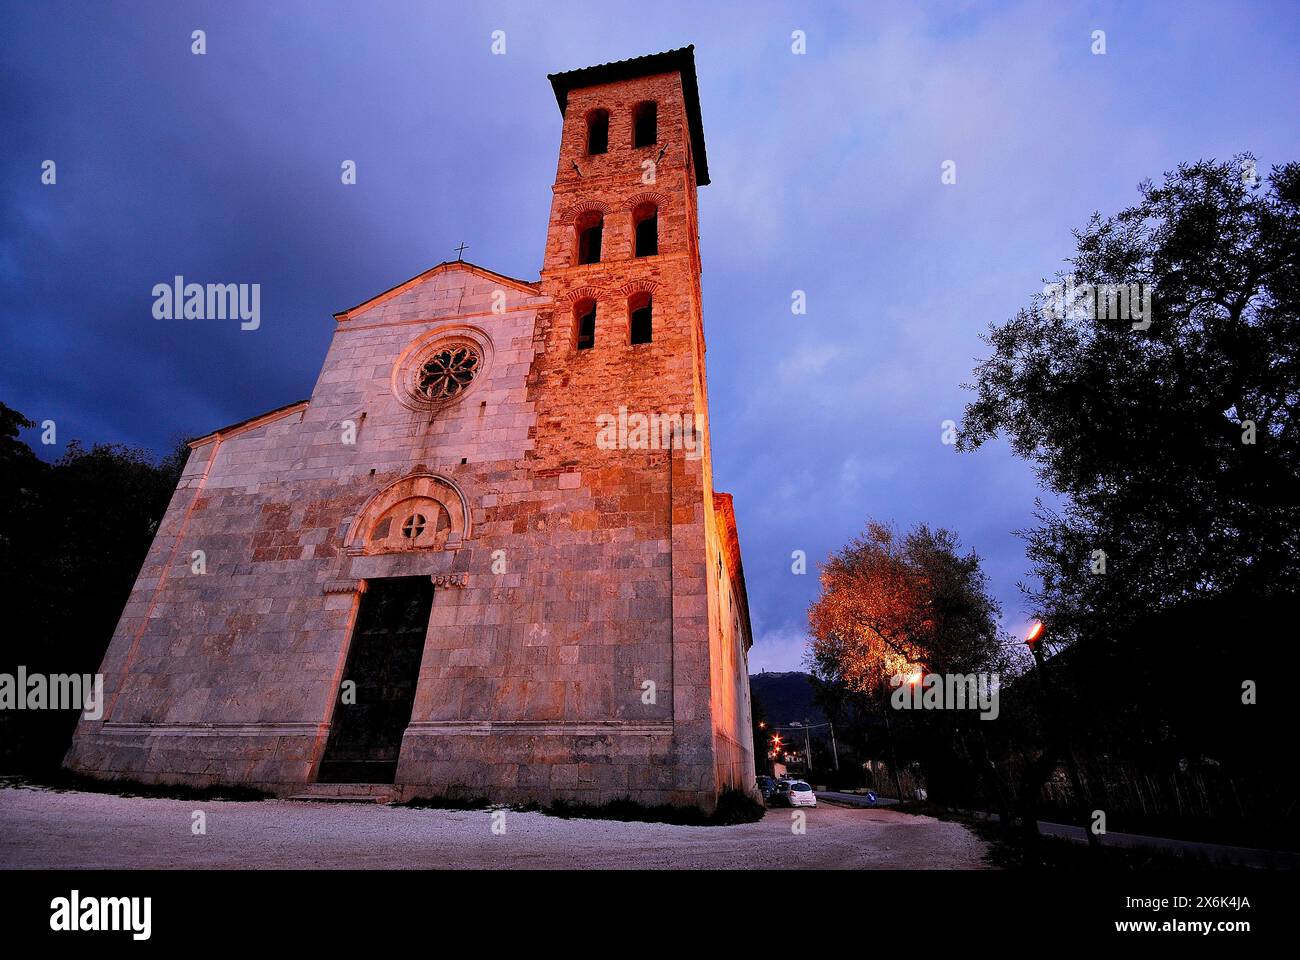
[748,670,825,727]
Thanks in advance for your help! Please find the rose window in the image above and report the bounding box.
[417,346,480,402]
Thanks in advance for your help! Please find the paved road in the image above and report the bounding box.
[1032,819,1300,869]
[0,784,991,870]
[819,790,900,808]
[822,792,1297,868]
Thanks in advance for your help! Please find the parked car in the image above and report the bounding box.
[782,781,817,808]
[755,776,776,801]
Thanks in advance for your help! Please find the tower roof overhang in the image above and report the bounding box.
[547,45,710,187]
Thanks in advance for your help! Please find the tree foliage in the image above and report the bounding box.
[807,521,1009,691]
[959,156,1300,641]
[0,401,186,771]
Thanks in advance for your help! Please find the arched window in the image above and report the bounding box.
[629,292,652,345]
[367,498,453,553]
[633,101,657,148]
[575,210,603,265]
[586,109,609,156]
[574,299,596,350]
[633,202,658,257]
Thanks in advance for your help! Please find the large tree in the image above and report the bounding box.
[807,521,1007,690]
[959,156,1300,643]
[807,521,1011,806]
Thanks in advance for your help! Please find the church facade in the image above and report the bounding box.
[65,47,757,810]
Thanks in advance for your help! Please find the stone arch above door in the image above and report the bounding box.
[346,473,471,556]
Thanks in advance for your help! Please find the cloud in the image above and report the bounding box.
[749,623,813,674]
[3,0,1296,676]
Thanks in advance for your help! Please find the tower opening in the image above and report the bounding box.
[575,299,597,350]
[586,109,609,155]
[633,101,657,147]
[633,202,659,257]
[575,211,603,265]
[629,292,652,345]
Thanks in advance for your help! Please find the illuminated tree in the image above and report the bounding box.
[807,521,1007,691]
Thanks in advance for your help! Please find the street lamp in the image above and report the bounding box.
[1024,620,1099,850]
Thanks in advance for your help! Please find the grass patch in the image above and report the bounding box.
[4,771,272,802]
[709,788,770,825]
[537,787,766,826]
[397,787,765,826]
[397,793,493,811]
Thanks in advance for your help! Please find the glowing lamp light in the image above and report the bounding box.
[1025,620,1045,648]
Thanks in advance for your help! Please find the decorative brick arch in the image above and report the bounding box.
[626,190,670,214]
[557,198,611,226]
[345,473,472,556]
[561,285,607,305]
[618,278,660,298]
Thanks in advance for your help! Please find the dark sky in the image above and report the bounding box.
[3,1,1297,670]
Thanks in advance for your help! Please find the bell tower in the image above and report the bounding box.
[540,46,708,352]
[531,46,713,479]
[525,47,756,806]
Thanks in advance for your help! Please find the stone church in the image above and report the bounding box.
[66,47,757,810]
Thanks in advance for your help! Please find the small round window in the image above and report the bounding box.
[417,346,480,402]
[401,513,427,539]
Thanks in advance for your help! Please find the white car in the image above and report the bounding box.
[784,780,817,807]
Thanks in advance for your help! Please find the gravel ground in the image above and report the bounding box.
[0,784,991,869]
